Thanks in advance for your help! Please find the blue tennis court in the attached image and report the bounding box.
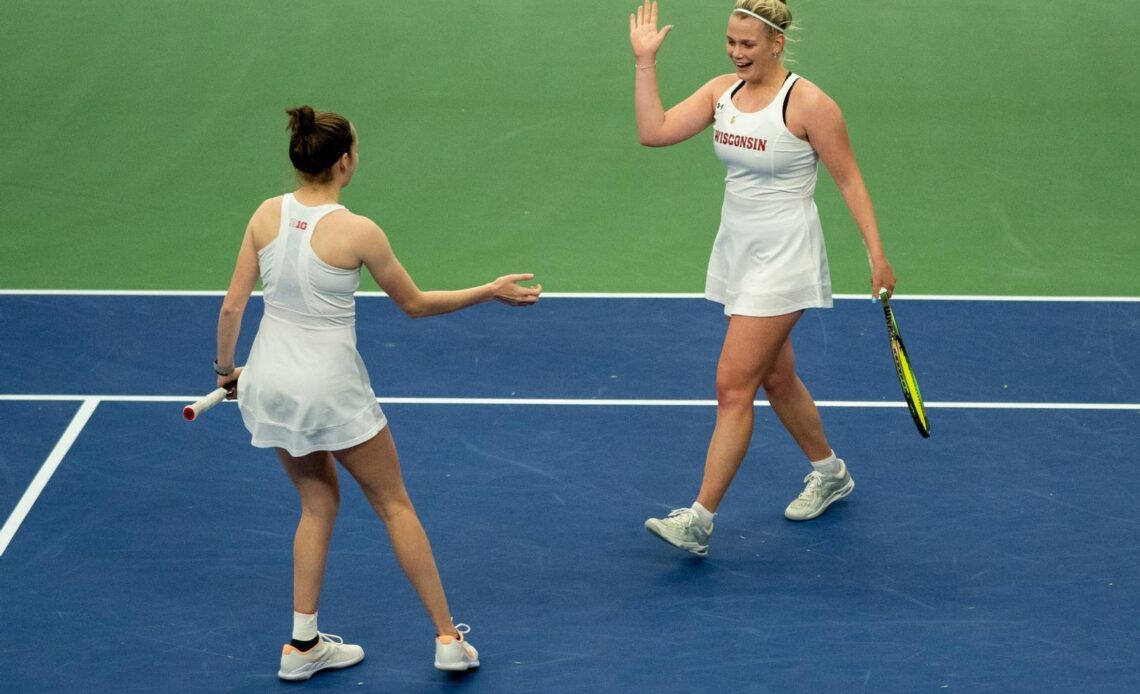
[1,294,1138,692]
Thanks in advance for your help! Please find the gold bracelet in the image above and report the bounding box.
[636,62,657,71]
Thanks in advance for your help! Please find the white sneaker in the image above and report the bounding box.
[644,507,713,556]
[435,623,479,671]
[784,460,854,521]
[277,632,364,681]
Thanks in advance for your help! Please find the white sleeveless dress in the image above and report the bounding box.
[705,74,833,316]
[237,194,387,456]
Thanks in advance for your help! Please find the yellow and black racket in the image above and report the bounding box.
[878,290,930,438]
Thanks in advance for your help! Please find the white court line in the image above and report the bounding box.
[0,289,1136,301]
[0,395,1131,555]
[0,394,1136,410]
[0,398,99,558]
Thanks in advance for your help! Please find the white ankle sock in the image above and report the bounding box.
[810,452,842,477]
[691,502,715,526]
[293,611,319,642]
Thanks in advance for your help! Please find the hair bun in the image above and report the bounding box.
[285,106,355,181]
[286,105,317,135]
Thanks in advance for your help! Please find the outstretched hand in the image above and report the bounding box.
[492,274,542,307]
[629,0,673,61]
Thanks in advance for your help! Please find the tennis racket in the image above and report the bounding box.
[878,289,930,438]
[183,384,235,421]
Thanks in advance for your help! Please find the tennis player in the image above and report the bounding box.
[214,106,541,679]
[631,0,896,555]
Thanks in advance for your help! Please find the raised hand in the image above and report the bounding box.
[629,0,673,61]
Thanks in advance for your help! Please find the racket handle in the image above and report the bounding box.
[183,387,229,421]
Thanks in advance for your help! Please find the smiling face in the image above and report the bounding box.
[725,14,783,80]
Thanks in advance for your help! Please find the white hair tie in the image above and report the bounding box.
[732,8,786,34]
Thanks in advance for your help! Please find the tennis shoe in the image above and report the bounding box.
[784,460,854,521]
[435,623,479,671]
[277,632,364,681]
[644,507,713,556]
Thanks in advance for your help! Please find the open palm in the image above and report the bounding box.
[629,0,673,60]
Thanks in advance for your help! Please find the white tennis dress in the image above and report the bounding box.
[237,194,387,456]
[705,74,833,316]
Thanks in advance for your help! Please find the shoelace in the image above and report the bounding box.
[317,633,345,645]
[797,472,824,500]
[449,623,475,655]
[665,508,695,527]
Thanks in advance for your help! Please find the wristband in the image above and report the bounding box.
[214,360,234,377]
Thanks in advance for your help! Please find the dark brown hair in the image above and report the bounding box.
[285,106,355,183]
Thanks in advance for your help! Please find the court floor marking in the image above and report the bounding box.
[0,398,98,558]
[2,395,1134,557]
[0,290,1137,301]
[0,394,1136,410]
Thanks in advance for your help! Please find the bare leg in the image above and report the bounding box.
[277,449,340,615]
[695,313,802,512]
[762,338,833,462]
[333,428,459,639]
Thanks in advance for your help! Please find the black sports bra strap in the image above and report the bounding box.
[782,78,798,125]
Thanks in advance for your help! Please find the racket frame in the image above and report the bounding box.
[880,293,931,438]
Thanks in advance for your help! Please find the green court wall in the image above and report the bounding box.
[1,1,1136,295]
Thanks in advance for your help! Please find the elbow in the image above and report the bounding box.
[638,133,668,147]
[637,120,674,147]
[389,289,435,319]
[219,300,245,319]
[400,299,432,319]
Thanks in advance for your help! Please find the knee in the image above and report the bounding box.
[761,366,798,398]
[300,489,341,521]
[715,370,759,412]
[365,487,415,525]
[380,500,414,524]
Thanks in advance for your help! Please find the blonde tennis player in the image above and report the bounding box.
[632,0,896,555]
[215,105,541,679]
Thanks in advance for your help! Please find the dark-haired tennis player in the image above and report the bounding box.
[214,105,541,679]
[631,0,896,556]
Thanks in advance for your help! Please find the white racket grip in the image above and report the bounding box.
[183,387,229,421]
